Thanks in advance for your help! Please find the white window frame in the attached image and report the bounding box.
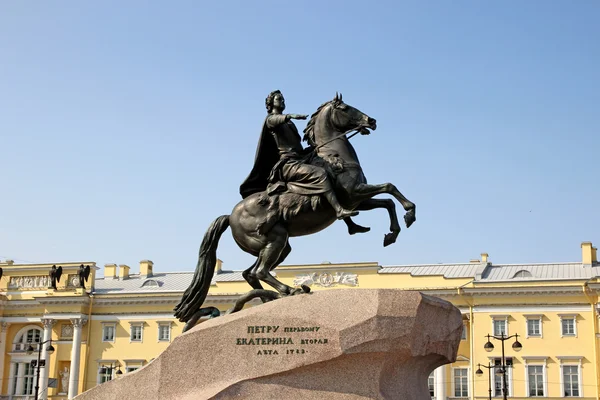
[523,356,547,397]
[490,357,513,397]
[558,314,578,337]
[101,323,116,343]
[124,359,145,373]
[428,371,435,399]
[557,356,583,397]
[12,325,43,352]
[96,360,119,385]
[21,362,35,395]
[158,321,172,342]
[129,322,144,343]
[461,322,467,340]
[524,314,543,338]
[491,315,509,337]
[452,367,469,398]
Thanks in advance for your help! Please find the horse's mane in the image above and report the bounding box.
[303,100,333,147]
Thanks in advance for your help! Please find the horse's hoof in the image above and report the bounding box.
[383,232,398,247]
[301,284,311,293]
[348,225,371,235]
[404,211,416,228]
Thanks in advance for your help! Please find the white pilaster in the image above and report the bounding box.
[15,362,25,395]
[38,318,56,400]
[7,362,17,396]
[0,322,10,382]
[68,318,87,400]
[435,365,446,400]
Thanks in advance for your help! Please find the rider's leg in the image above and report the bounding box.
[323,189,359,220]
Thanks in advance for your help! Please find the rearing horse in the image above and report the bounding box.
[174,93,416,329]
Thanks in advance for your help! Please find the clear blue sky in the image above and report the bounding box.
[1,1,598,276]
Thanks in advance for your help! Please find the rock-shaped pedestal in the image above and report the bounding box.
[75,289,462,400]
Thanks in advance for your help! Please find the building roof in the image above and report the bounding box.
[379,263,481,278]
[479,262,600,281]
[92,262,600,294]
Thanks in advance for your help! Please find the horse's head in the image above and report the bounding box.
[329,92,377,135]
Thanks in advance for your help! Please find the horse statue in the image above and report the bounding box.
[174,93,416,332]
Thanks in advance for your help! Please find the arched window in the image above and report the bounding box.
[12,326,42,352]
[513,270,533,278]
[141,279,161,288]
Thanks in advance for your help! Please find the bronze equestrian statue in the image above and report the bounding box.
[175,91,416,332]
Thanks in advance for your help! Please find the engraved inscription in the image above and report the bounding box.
[236,325,331,356]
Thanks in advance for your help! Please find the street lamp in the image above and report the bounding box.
[483,332,522,400]
[475,362,494,400]
[99,362,123,381]
[26,339,55,400]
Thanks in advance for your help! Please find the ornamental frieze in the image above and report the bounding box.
[293,272,358,288]
[8,275,50,289]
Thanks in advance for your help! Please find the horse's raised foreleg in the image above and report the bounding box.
[354,183,416,228]
[353,199,401,247]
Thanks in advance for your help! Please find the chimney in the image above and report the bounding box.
[118,264,130,279]
[104,263,117,279]
[481,253,489,263]
[140,260,153,278]
[581,242,597,267]
[215,259,223,274]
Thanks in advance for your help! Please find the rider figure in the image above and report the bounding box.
[240,90,358,220]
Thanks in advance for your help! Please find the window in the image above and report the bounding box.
[528,366,544,396]
[493,358,512,397]
[561,317,576,336]
[13,327,42,351]
[428,372,435,399]
[141,279,161,288]
[494,319,507,336]
[23,362,35,395]
[562,365,580,396]
[129,322,144,342]
[461,323,467,340]
[526,316,542,338]
[513,270,533,278]
[125,361,145,373]
[130,326,142,342]
[98,366,113,384]
[454,368,468,397]
[158,323,171,342]
[102,324,116,342]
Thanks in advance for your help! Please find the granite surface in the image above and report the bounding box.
[74,289,462,400]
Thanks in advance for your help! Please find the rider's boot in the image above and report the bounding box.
[323,190,359,220]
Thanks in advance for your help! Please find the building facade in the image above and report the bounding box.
[0,242,598,399]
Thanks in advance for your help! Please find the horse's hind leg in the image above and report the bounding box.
[354,199,401,246]
[242,260,262,290]
[243,241,292,302]
[253,223,296,295]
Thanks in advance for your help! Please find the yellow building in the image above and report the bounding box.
[0,241,598,400]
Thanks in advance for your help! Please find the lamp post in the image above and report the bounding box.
[483,332,522,400]
[99,362,123,382]
[475,362,494,400]
[26,339,55,400]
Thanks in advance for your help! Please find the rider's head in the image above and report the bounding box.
[266,90,285,114]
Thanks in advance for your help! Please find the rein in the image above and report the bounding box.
[300,129,360,163]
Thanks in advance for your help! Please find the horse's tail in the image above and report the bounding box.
[173,215,230,323]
